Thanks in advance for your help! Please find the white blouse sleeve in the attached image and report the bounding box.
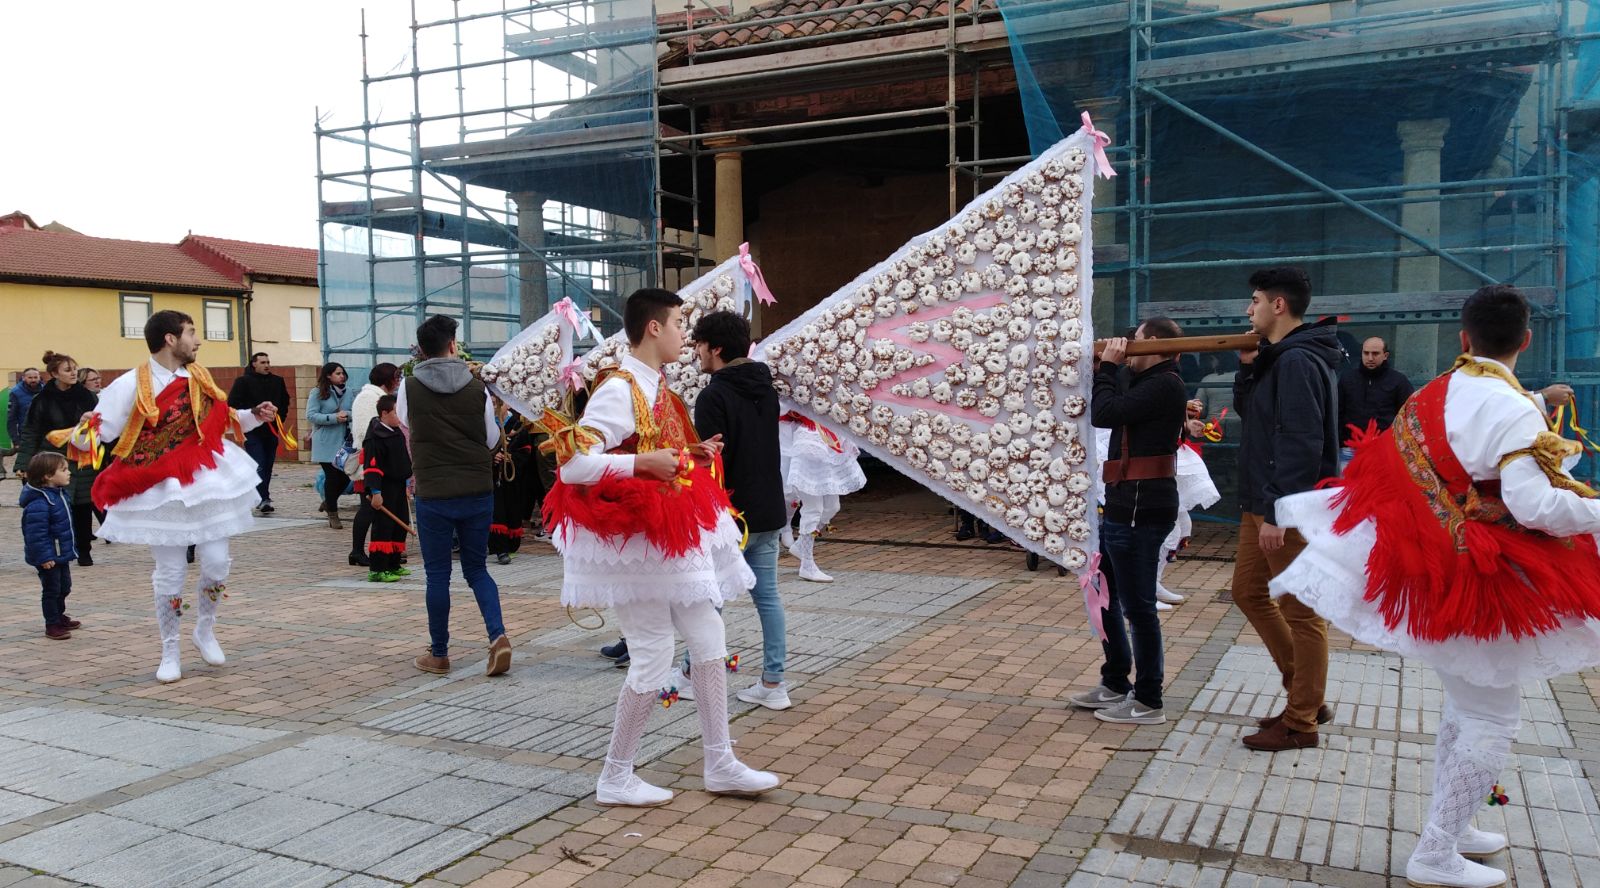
[92,371,139,443]
[1494,408,1600,538]
[559,378,637,485]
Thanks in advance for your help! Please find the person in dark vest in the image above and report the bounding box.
[398,314,511,677]
[228,352,291,513]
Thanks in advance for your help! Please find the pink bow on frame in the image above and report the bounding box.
[557,358,586,392]
[1080,551,1110,641]
[738,242,777,306]
[1080,111,1117,181]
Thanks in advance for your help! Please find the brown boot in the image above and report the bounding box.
[1257,704,1334,729]
[45,625,71,640]
[486,634,512,677]
[328,511,343,530]
[1242,720,1318,751]
[414,652,450,674]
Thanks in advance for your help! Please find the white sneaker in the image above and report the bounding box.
[192,626,226,666]
[596,771,673,807]
[1458,825,1509,858]
[703,744,781,796]
[156,640,182,684]
[670,667,695,702]
[1405,855,1506,887]
[1156,585,1186,604]
[1093,697,1166,725]
[1068,685,1127,709]
[736,681,792,711]
[798,563,834,583]
[1156,600,1174,612]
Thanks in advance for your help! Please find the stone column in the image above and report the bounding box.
[1393,118,1450,378]
[511,192,548,327]
[707,135,753,331]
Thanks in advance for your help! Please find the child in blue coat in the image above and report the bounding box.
[21,452,78,639]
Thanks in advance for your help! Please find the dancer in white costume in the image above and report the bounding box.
[1271,286,1600,888]
[80,311,279,683]
[1155,420,1222,607]
[540,288,779,807]
[777,412,866,583]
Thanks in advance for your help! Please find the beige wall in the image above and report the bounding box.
[247,280,322,366]
[0,283,247,372]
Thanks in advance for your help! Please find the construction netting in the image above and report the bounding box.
[316,0,661,379]
[996,0,1600,508]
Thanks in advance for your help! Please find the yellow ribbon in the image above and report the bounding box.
[272,415,298,450]
[533,407,603,467]
[1552,404,1600,455]
[46,419,103,471]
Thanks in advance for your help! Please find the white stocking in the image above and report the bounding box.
[689,657,739,778]
[192,539,230,665]
[598,684,657,792]
[1411,737,1506,874]
[151,545,189,682]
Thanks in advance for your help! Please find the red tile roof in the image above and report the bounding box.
[0,228,249,294]
[180,235,318,285]
[664,0,994,62]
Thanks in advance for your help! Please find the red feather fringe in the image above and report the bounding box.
[543,466,733,558]
[1333,395,1600,642]
[370,541,406,554]
[489,524,525,540]
[92,400,233,510]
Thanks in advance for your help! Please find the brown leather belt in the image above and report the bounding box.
[1103,454,1177,484]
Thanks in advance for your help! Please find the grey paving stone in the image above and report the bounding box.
[369,776,522,826]
[460,790,572,834]
[203,853,347,888]
[365,827,490,882]
[0,814,163,874]
[271,810,443,871]
[65,833,254,888]
[188,793,353,849]
[104,778,268,829]
[292,760,436,809]
[209,748,352,793]
[0,792,53,828]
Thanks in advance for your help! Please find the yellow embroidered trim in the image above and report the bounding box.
[533,408,604,467]
[1497,431,1598,498]
[109,363,237,460]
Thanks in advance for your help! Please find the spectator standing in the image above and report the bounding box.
[361,394,413,582]
[8,368,42,473]
[76,368,108,535]
[307,362,354,529]
[1232,267,1341,751]
[1337,337,1414,471]
[21,452,78,640]
[228,352,290,514]
[349,363,402,566]
[400,314,510,677]
[17,351,98,566]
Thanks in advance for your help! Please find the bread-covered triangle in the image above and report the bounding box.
[753,130,1101,572]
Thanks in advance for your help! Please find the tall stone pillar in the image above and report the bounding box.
[1393,118,1450,377]
[707,136,753,332]
[512,192,549,327]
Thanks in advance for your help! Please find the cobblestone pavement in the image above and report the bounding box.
[0,464,1596,887]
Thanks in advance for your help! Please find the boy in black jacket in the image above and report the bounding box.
[362,395,413,582]
[682,310,793,711]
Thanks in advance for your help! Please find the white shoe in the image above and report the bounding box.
[703,744,781,796]
[156,640,182,683]
[1156,600,1174,612]
[1458,826,1509,858]
[596,768,673,807]
[1405,855,1506,887]
[192,625,226,666]
[671,667,695,702]
[798,562,834,583]
[1156,585,1186,604]
[736,681,792,711]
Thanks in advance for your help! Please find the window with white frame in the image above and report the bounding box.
[290,307,314,342]
[120,293,151,338]
[203,301,232,341]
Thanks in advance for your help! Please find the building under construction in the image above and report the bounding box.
[316,0,1600,497]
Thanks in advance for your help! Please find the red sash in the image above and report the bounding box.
[1333,372,1600,641]
[92,378,234,510]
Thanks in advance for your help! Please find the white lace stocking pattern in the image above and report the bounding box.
[689,657,741,774]
[1412,743,1505,873]
[598,685,657,791]
[154,589,182,645]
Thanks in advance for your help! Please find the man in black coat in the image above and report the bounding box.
[1337,337,1413,471]
[689,310,792,711]
[227,352,290,513]
[1232,266,1341,752]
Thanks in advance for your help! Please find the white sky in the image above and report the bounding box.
[0,2,423,249]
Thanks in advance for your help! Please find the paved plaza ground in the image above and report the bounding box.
[0,462,1597,888]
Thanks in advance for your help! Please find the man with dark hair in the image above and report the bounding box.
[8,367,42,475]
[1069,318,1189,725]
[228,352,291,513]
[398,314,511,677]
[1271,284,1595,887]
[1232,266,1342,751]
[78,309,279,683]
[686,310,792,710]
[542,288,776,806]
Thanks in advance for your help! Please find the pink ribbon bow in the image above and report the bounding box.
[738,242,776,306]
[552,297,582,331]
[1079,551,1110,641]
[557,357,586,392]
[1080,111,1117,180]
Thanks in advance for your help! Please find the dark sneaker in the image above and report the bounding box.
[1094,697,1165,725]
[495,553,511,565]
[600,638,628,660]
[77,554,93,567]
[1068,685,1127,709]
[613,652,631,669]
[259,501,275,514]
[414,653,451,674]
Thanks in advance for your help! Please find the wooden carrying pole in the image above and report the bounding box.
[1092,332,1260,358]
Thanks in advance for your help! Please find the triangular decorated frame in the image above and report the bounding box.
[755,131,1102,573]
[580,253,759,407]
[480,297,597,419]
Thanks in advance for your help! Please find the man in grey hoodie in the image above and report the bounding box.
[398,315,511,677]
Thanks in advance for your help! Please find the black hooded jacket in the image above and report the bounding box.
[17,382,99,506]
[1233,318,1343,525]
[694,358,785,533]
[1337,360,1413,444]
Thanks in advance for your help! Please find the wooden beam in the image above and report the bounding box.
[1093,333,1258,358]
[1138,287,1557,320]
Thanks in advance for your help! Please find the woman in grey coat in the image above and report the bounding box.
[306,362,354,528]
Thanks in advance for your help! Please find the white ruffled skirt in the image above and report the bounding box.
[552,511,755,609]
[1271,489,1600,686]
[99,441,260,547]
[782,429,867,499]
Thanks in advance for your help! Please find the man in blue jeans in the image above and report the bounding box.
[1069,318,1189,725]
[398,314,511,677]
[673,310,792,710]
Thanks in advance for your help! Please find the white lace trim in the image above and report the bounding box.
[784,455,867,498]
[555,513,755,608]
[106,443,262,512]
[1272,490,1600,686]
[1175,467,1220,512]
[100,488,258,546]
